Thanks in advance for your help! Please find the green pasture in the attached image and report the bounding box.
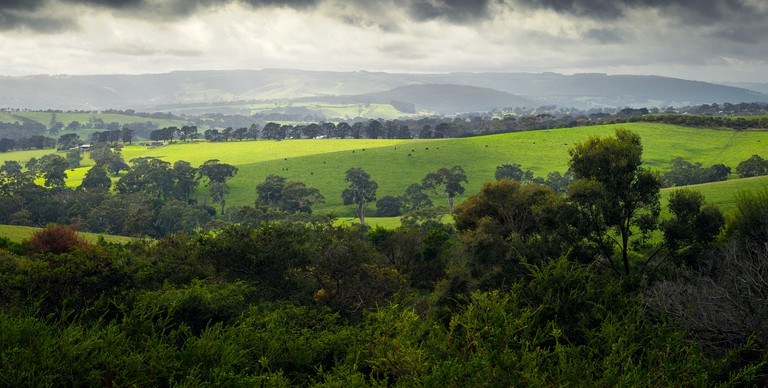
[0,225,136,244]
[209,123,768,216]
[2,123,768,219]
[0,149,57,165]
[661,175,768,216]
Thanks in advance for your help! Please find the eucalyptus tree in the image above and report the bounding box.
[567,128,662,276]
[422,165,468,212]
[342,167,378,225]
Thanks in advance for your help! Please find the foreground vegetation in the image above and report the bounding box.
[1,128,767,385]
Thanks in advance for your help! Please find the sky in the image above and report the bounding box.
[1,0,767,83]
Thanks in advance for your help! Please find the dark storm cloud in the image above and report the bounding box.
[1,0,766,38]
[512,0,765,23]
[0,0,323,33]
[0,10,75,33]
[713,24,768,47]
[242,0,318,7]
[0,0,47,11]
[148,0,320,17]
[63,0,146,8]
[407,0,497,22]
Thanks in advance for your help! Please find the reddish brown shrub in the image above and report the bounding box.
[26,224,93,255]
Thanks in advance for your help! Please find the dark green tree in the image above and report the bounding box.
[0,160,33,195]
[116,157,174,198]
[401,183,433,212]
[66,148,82,169]
[376,195,404,217]
[342,167,378,225]
[422,165,468,212]
[198,159,238,184]
[335,122,351,138]
[172,160,198,203]
[209,181,230,216]
[256,174,287,209]
[567,128,662,276]
[90,146,129,176]
[280,181,324,214]
[454,179,573,287]
[495,163,534,182]
[198,159,238,215]
[736,154,768,178]
[262,122,282,140]
[120,126,134,144]
[38,154,69,188]
[544,170,573,193]
[365,120,383,139]
[659,189,724,267]
[57,133,81,150]
[80,165,112,193]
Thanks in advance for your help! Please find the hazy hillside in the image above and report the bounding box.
[310,84,536,114]
[722,82,768,95]
[0,69,765,113]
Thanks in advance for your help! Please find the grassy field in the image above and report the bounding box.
[0,225,136,244]
[2,123,768,219]
[660,175,768,216]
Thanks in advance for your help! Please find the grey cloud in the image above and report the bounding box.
[408,0,496,22]
[0,0,47,10]
[63,0,146,8]
[148,0,320,18]
[339,13,402,33]
[2,0,764,26]
[0,0,323,33]
[714,25,767,45]
[377,42,429,60]
[242,0,318,7]
[512,0,765,23]
[0,10,75,33]
[584,28,627,44]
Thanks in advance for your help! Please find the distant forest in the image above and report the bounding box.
[1,102,767,153]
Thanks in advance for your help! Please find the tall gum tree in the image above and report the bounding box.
[342,167,378,225]
[422,165,468,213]
[567,128,661,276]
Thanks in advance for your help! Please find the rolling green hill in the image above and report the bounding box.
[2,122,768,219]
[112,123,768,217]
[660,174,768,216]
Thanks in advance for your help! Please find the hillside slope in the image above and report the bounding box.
[312,84,536,114]
[1,69,764,112]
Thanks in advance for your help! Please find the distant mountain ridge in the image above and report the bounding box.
[0,69,765,113]
[305,84,536,114]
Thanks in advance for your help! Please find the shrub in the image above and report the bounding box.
[26,224,92,255]
[725,188,768,243]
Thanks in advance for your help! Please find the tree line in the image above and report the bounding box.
[3,101,767,154]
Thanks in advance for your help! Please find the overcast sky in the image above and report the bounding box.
[1,0,767,82]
